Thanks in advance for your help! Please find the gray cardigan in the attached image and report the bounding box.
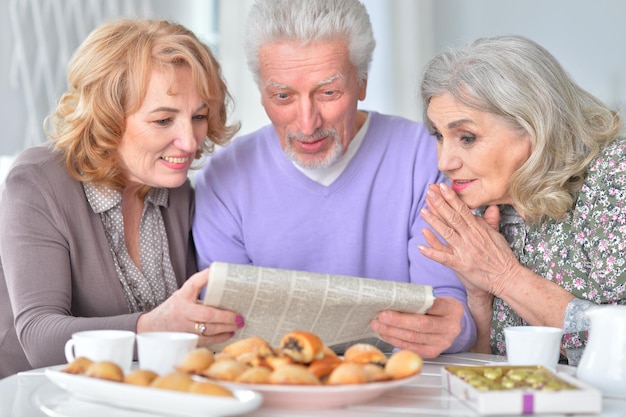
[0,144,197,377]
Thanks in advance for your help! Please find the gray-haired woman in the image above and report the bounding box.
[418,34,625,365]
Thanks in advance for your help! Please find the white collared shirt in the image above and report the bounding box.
[294,113,371,186]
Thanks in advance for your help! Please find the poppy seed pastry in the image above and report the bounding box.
[279,331,324,363]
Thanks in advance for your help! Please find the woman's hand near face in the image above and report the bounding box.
[136,269,241,345]
[418,183,522,298]
[420,182,576,332]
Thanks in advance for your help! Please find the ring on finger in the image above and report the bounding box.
[194,322,207,336]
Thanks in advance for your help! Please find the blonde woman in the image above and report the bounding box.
[0,19,241,377]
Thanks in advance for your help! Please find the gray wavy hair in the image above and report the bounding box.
[421,35,621,224]
[244,0,375,86]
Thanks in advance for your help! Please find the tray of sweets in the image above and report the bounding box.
[441,365,602,415]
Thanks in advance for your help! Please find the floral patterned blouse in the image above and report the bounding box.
[489,138,626,363]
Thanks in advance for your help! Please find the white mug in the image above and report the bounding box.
[64,330,136,372]
[504,326,562,369]
[136,332,198,375]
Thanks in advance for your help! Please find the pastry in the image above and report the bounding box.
[188,381,234,397]
[278,331,324,363]
[321,345,339,358]
[62,356,93,375]
[213,352,234,361]
[124,369,159,386]
[84,361,124,382]
[176,347,215,374]
[268,364,321,385]
[235,366,272,384]
[362,363,392,382]
[235,351,263,368]
[307,355,342,379]
[261,353,294,370]
[222,336,273,357]
[344,343,387,366]
[326,362,369,385]
[384,349,423,379]
[150,371,194,392]
[201,358,247,381]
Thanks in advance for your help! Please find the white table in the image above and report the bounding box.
[1,352,624,416]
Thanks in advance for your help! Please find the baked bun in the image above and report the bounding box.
[235,351,264,368]
[188,381,234,397]
[321,345,339,358]
[344,343,387,366]
[222,336,273,357]
[268,364,321,385]
[84,361,124,382]
[385,350,423,379]
[176,347,214,374]
[62,356,93,375]
[262,353,294,370]
[213,352,234,361]
[279,331,324,363]
[362,363,392,382]
[151,371,194,392]
[202,358,247,381]
[124,369,159,386]
[307,355,342,379]
[326,362,369,385]
[235,366,272,384]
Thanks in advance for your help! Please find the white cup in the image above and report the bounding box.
[64,330,136,372]
[136,332,199,375]
[504,326,563,369]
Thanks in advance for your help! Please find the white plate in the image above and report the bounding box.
[44,367,263,417]
[216,373,422,409]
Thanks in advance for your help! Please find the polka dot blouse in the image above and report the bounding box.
[84,183,178,313]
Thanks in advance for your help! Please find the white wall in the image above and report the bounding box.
[2,0,625,159]
[217,0,626,134]
[431,0,626,115]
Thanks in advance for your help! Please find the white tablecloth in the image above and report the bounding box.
[1,352,624,416]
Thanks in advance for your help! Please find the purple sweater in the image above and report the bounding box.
[193,111,476,352]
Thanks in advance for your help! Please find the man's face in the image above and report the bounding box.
[258,39,366,169]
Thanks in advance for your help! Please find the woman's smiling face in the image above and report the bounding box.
[427,93,532,209]
[118,66,208,189]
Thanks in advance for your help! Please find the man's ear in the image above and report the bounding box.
[358,78,367,101]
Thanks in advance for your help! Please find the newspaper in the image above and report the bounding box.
[203,262,435,353]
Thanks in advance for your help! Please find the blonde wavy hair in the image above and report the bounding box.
[46,18,239,191]
[421,35,621,224]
